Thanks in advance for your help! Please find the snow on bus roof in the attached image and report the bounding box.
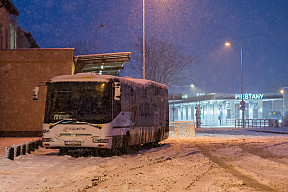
[49,73,167,89]
[49,73,113,82]
[120,76,167,89]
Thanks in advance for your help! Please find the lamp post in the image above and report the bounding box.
[143,0,145,79]
[225,42,245,128]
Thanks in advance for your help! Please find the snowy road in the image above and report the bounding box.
[1,135,288,192]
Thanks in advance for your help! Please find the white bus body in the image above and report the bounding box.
[42,73,169,151]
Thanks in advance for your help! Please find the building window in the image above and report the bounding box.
[10,25,16,49]
[227,108,231,119]
[191,106,194,120]
[235,104,240,119]
[244,103,249,118]
[253,109,258,119]
[6,29,8,49]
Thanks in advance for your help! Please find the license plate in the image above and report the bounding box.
[54,114,70,120]
[65,141,81,146]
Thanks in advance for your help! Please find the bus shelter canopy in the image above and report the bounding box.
[74,52,131,76]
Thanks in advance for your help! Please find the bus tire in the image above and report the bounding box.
[111,148,122,156]
[156,130,161,143]
[154,130,161,146]
[59,148,69,154]
[122,133,130,154]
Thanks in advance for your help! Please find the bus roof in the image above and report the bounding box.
[48,73,167,89]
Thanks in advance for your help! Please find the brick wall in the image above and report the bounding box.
[0,49,74,136]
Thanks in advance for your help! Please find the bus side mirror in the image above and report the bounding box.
[33,86,39,100]
[114,82,121,101]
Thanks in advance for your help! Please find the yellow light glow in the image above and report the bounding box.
[225,42,231,47]
[280,89,284,94]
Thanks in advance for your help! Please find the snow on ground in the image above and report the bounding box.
[1,127,288,192]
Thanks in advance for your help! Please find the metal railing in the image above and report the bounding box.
[169,121,196,137]
[235,119,270,128]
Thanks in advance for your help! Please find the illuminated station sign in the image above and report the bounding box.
[235,93,264,100]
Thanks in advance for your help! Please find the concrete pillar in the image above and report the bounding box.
[258,100,263,119]
[187,105,192,121]
[230,100,235,120]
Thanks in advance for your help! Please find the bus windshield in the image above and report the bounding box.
[44,82,112,124]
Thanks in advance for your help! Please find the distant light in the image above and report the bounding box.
[280,89,284,94]
[225,42,231,47]
[99,70,103,75]
[101,65,104,69]
[183,94,188,99]
[190,84,195,88]
[259,108,262,112]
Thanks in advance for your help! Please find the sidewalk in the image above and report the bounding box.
[195,126,288,137]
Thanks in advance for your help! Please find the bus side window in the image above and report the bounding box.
[114,82,121,100]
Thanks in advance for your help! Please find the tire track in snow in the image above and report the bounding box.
[196,144,278,192]
[168,142,253,192]
[238,143,287,164]
[84,142,202,192]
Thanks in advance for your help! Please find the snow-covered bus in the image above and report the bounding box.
[40,73,169,152]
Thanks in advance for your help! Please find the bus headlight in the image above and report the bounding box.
[92,138,109,143]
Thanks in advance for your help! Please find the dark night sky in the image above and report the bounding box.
[12,0,288,94]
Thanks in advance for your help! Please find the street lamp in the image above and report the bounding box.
[225,42,245,128]
[143,0,145,79]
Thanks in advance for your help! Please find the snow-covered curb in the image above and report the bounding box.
[4,139,42,160]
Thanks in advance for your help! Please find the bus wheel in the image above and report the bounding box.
[111,148,122,156]
[122,133,130,154]
[59,148,69,154]
[154,130,161,146]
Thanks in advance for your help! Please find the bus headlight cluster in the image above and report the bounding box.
[92,138,109,143]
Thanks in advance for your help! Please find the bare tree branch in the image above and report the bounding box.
[132,37,196,86]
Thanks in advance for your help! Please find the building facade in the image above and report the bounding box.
[169,92,286,126]
[0,0,38,49]
[0,49,74,136]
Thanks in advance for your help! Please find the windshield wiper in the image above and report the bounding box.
[49,119,76,129]
[49,119,102,129]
